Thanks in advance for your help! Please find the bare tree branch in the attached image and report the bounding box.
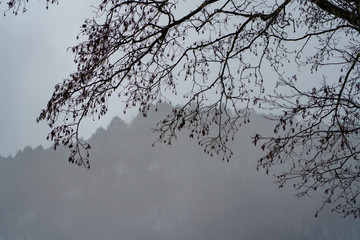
[4,0,356,217]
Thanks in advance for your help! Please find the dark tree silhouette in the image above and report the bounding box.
[4,0,360,217]
[2,0,58,15]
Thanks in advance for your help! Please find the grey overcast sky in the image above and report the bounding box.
[0,0,140,157]
[0,0,331,157]
[0,0,211,157]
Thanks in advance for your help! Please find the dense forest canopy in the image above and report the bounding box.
[2,0,360,218]
[1,110,359,239]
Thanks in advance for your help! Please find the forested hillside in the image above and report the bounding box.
[1,105,359,239]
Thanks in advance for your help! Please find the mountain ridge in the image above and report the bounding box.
[0,104,359,239]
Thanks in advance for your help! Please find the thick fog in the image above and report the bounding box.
[0,105,359,239]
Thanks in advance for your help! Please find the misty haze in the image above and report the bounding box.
[1,0,360,238]
[0,105,359,239]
